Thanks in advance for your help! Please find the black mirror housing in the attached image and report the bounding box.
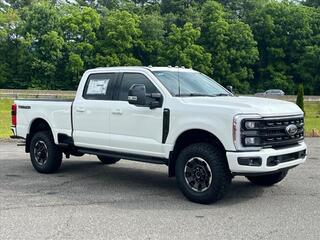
[226,85,233,93]
[147,92,163,109]
[128,84,147,106]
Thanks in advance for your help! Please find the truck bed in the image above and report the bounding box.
[14,99,73,142]
[15,98,74,102]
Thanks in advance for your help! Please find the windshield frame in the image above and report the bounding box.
[151,70,233,97]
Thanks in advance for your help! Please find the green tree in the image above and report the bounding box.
[295,8,320,94]
[218,0,265,20]
[302,0,320,8]
[296,84,305,114]
[0,0,319,93]
[298,46,320,95]
[246,1,317,94]
[18,1,64,89]
[60,5,100,88]
[136,14,164,65]
[201,0,258,92]
[95,10,142,66]
[66,53,84,86]
[0,8,25,88]
[0,8,18,87]
[3,0,35,9]
[160,23,212,74]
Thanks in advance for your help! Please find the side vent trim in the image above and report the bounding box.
[162,108,170,144]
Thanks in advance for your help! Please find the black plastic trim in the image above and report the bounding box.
[77,147,168,165]
[70,101,74,138]
[18,105,31,109]
[267,150,306,166]
[162,108,170,143]
[113,72,123,100]
[237,157,262,166]
[25,133,31,153]
[10,135,24,139]
[57,133,74,147]
[233,165,298,177]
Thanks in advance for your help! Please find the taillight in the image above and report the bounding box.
[11,104,17,126]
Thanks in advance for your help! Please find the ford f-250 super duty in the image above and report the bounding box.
[11,67,307,204]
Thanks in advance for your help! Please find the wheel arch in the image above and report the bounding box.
[26,118,53,153]
[168,129,227,177]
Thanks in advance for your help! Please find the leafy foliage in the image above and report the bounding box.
[160,23,212,74]
[296,84,305,114]
[0,0,319,94]
[201,0,258,92]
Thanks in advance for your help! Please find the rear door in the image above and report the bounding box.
[72,72,117,149]
[108,72,164,157]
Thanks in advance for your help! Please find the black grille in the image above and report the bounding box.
[241,116,304,148]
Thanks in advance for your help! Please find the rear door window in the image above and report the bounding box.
[83,73,117,100]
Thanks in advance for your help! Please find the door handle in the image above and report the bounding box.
[112,109,123,115]
[75,107,86,113]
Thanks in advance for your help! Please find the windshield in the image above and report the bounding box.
[152,71,231,97]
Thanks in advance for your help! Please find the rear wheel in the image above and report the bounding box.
[97,156,120,165]
[30,131,62,173]
[246,170,288,186]
[175,143,231,204]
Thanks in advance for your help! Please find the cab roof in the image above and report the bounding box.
[86,66,196,74]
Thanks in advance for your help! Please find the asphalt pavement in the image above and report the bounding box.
[0,138,319,240]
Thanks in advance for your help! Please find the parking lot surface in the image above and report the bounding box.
[0,138,319,240]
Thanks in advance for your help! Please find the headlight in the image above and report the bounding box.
[244,121,260,130]
[233,114,262,151]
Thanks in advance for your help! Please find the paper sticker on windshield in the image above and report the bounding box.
[86,79,109,95]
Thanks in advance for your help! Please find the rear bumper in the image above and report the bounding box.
[226,141,307,175]
[10,127,18,138]
[10,127,24,140]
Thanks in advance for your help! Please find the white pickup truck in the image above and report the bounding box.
[11,67,307,203]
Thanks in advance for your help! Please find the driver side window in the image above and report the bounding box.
[118,73,160,102]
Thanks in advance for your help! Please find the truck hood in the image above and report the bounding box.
[179,96,303,117]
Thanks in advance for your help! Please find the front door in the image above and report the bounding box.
[108,72,164,157]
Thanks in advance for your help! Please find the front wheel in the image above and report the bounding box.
[175,143,231,204]
[246,170,288,186]
[30,131,62,173]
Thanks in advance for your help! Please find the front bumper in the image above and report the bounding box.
[226,141,307,175]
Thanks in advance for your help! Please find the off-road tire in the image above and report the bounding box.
[30,131,62,173]
[175,143,231,204]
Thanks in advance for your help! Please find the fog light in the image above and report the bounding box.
[238,157,262,166]
[244,137,260,146]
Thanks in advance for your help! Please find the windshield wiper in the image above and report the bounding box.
[175,93,215,97]
[214,93,231,96]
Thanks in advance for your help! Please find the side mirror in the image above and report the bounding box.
[128,84,147,106]
[226,85,233,93]
[148,93,162,109]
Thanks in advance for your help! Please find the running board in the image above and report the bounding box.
[77,147,168,165]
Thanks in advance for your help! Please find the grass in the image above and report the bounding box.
[0,99,319,138]
[304,102,320,135]
[0,99,13,138]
